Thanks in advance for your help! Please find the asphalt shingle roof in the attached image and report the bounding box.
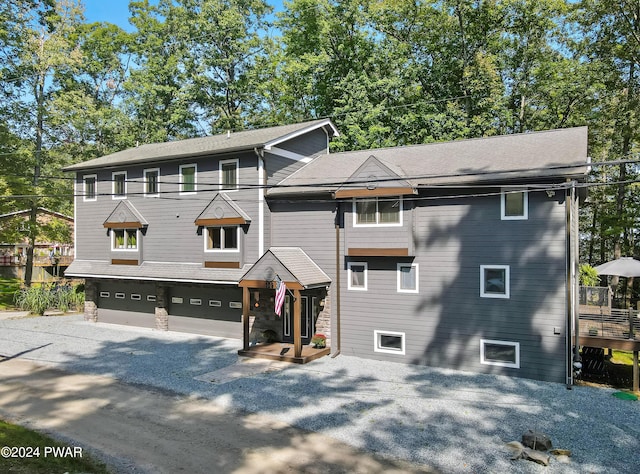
[63,119,337,172]
[269,126,589,196]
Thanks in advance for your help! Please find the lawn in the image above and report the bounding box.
[0,418,109,473]
[0,277,20,310]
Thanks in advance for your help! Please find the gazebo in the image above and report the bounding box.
[238,247,331,363]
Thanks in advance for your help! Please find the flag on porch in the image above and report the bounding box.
[275,275,286,316]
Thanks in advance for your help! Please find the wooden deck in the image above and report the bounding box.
[238,343,330,364]
[579,309,640,392]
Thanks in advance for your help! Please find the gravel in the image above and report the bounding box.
[1,314,639,473]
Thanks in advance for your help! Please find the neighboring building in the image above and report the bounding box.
[0,207,74,280]
[63,120,590,385]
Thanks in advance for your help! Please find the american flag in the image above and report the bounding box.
[274,275,286,316]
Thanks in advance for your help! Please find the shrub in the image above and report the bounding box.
[14,283,85,315]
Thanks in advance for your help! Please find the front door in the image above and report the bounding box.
[282,295,314,345]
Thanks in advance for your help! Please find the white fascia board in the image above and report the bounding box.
[264,119,339,150]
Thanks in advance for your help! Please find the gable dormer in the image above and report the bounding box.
[334,155,416,199]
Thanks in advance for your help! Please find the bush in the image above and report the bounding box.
[14,283,85,315]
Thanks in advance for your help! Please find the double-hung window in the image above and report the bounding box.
[180,164,197,194]
[220,159,238,191]
[205,226,239,251]
[144,168,160,197]
[112,171,127,199]
[354,197,402,226]
[112,229,138,250]
[501,188,528,220]
[83,175,97,201]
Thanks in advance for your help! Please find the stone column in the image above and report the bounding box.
[155,285,169,331]
[84,279,98,322]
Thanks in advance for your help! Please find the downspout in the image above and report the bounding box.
[566,180,579,388]
[254,147,265,257]
[332,200,341,357]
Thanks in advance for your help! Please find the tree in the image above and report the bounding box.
[0,0,84,285]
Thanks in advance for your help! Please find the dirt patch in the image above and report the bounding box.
[0,358,434,474]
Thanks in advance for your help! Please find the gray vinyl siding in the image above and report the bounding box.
[74,151,261,266]
[339,189,568,383]
[269,200,338,278]
[265,153,308,185]
[276,128,329,157]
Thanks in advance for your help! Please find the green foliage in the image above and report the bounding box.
[580,264,600,287]
[13,283,84,315]
[0,418,109,474]
[0,278,21,309]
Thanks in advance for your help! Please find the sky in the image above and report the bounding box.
[82,0,284,30]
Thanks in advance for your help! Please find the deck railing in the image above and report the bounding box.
[579,308,640,340]
[0,255,74,267]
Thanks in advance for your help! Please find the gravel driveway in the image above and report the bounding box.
[1,314,639,473]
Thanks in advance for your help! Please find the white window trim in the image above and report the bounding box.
[397,263,419,293]
[83,174,97,202]
[111,228,139,252]
[374,330,406,355]
[480,264,510,299]
[112,171,127,200]
[501,188,528,220]
[179,163,197,195]
[347,261,368,291]
[204,226,241,253]
[480,339,520,368]
[219,158,239,192]
[144,168,160,197]
[353,196,403,227]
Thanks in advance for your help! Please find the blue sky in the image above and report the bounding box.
[82,0,284,30]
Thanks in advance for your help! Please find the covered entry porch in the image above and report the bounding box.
[237,247,331,364]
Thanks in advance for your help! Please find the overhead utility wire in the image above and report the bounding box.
[2,178,640,204]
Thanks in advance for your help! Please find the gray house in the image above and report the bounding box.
[64,121,589,385]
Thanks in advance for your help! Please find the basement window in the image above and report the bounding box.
[374,330,405,355]
[480,339,520,368]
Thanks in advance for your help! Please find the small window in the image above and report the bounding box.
[171,297,183,304]
[480,265,510,299]
[229,301,242,309]
[347,262,367,291]
[180,164,197,194]
[112,229,138,251]
[209,300,222,307]
[190,298,202,306]
[99,291,110,298]
[501,188,528,220]
[115,292,125,299]
[147,295,157,302]
[131,294,141,301]
[397,263,418,293]
[354,197,402,226]
[374,330,406,355]
[83,175,97,201]
[205,226,239,251]
[112,171,127,199]
[220,159,238,190]
[480,339,520,368]
[144,168,160,197]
